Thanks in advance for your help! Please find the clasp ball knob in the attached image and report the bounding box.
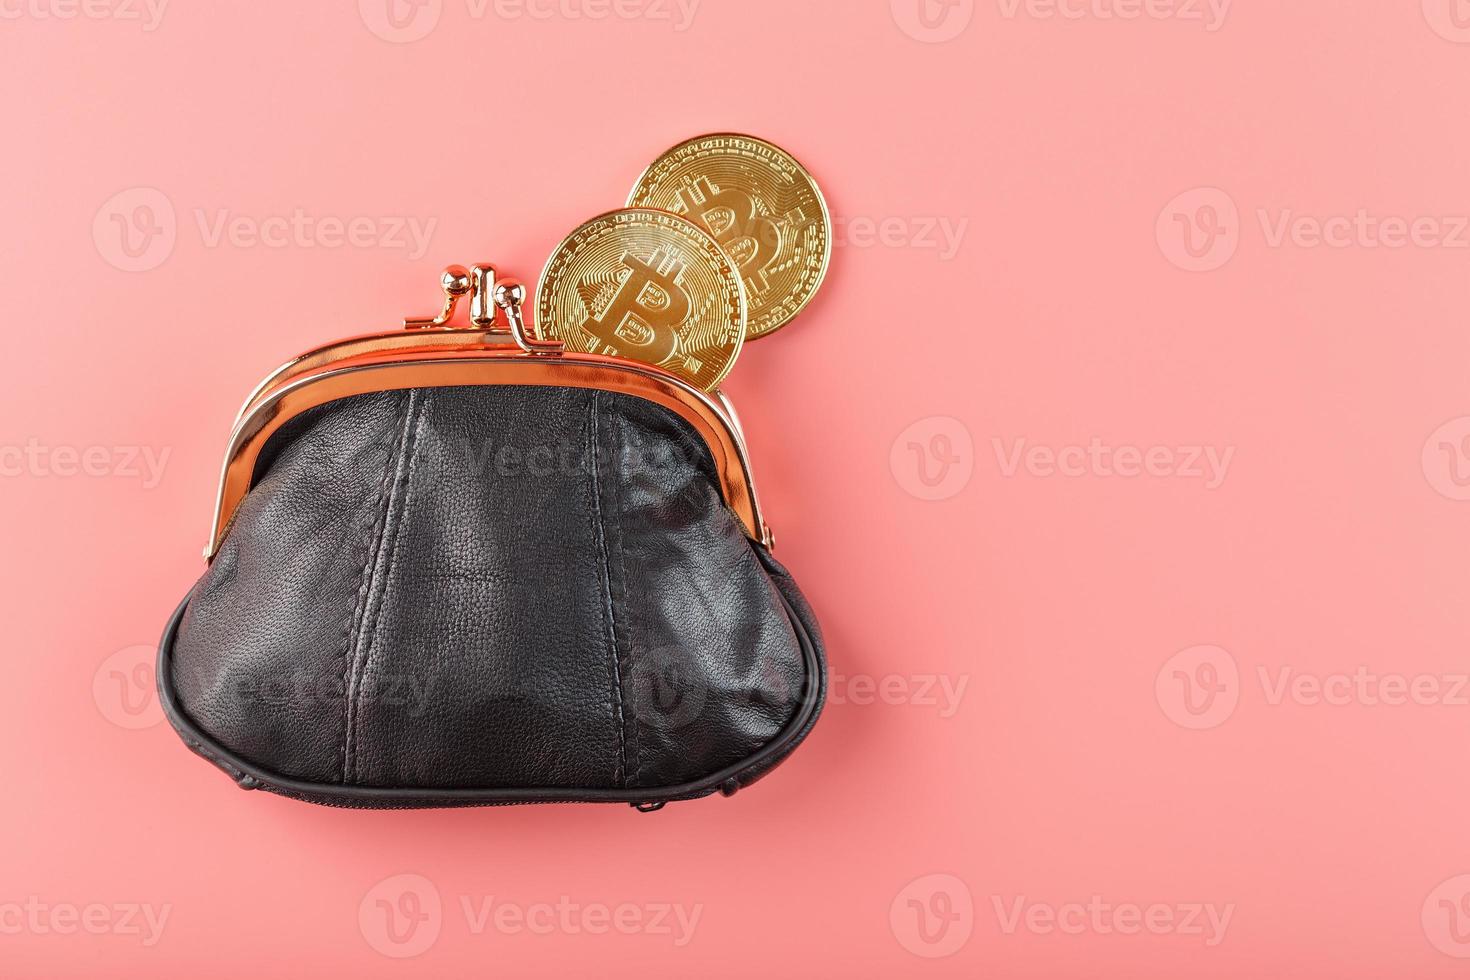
[494,279,527,311]
[441,265,473,297]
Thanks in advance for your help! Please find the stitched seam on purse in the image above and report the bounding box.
[608,406,642,788]
[341,390,417,784]
[587,391,627,786]
[350,389,430,784]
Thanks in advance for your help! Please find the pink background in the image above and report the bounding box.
[4,0,1470,975]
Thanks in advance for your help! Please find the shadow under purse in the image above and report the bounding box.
[157,265,827,810]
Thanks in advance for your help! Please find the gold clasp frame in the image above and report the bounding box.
[205,261,777,560]
[405,263,564,356]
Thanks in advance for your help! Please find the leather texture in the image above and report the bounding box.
[162,384,825,807]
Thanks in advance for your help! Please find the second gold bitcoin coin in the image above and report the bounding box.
[628,133,831,340]
[535,208,745,392]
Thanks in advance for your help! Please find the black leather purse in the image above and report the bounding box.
[157,265,826,810]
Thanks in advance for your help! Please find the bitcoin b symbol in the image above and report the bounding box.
[582,248,691,365]
[674,176,782,292]
[536,208,745,391]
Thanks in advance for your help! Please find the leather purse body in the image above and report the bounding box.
[158,272,826,810]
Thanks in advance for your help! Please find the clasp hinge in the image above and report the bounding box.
[404,263,563,356]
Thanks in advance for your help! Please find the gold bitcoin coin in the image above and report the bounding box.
[535,208,746,392]
[628,133,831,340]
